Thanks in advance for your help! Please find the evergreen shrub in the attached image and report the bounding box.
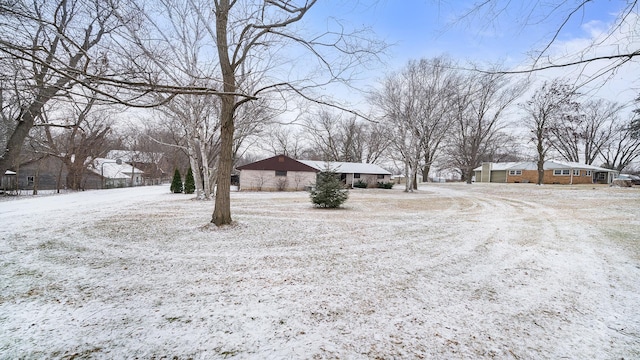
[310,170,348,208]
[184,168,195,194]
[170,169,183,193]
[377,182,394,189]
[353,180,368,188]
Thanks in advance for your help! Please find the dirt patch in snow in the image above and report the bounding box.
[1,183,639,358]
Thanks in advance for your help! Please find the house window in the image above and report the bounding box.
[573,169,580,176]
[275,170,287,177]
[553,169,570,176]
[585,170,592,176]
[509,170,522,176]
[354,173,361,178]
[597,172,606,180]
[377,174,385,179]
[27,176,34,185]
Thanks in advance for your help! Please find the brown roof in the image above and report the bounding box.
[236,155,319,172]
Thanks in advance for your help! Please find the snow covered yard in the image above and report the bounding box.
[1,183,639,359]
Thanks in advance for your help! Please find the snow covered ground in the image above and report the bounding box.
[1,183,639,359]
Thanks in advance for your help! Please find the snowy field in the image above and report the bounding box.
[1,183,639,359]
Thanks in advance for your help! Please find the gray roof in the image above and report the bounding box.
[90,158,144,179]
[298,160,391,175]
[107,150,163,163]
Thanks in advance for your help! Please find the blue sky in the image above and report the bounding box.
[307,0,628,69]
[302,0,638,105]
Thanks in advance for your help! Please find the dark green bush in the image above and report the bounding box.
[353,180,368,188]
[184,167,195,194]
[377,182,394,189]
[170,168,183,193]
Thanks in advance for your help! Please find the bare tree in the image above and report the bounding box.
[600,117,640,171]
[135,0,275,200]
[547,99,621,165]
[0,0,253,178]
[158,94,221,199]
[372,66,423,192]
[199,0,383,225]
[304,109,386,163]
[0,0,122,175]
[116,125,168,185]
[362,121,392,164]
[372,57,458,191]
[261,125,311,159]
[631,94,640,138]
[450,72,526,184]
[40,96,114,190]
[521,80,580,184]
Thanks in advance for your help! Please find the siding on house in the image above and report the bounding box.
[346,173,391,186]
[491,170,507,183]
[239,169,316,191]
[298,159,391,188]
[473,161,618,185]
[15,157,66,190]
[480,163,492,182]
[505,170,595,184]
[11,156,146,190]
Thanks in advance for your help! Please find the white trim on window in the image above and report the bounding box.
[509,170,522,175]
[573,169,580,176]
[553,169,570,176]
[585,170,592,176]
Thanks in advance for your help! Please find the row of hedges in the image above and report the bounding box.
[353,180,394,189]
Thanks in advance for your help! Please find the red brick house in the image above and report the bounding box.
[473,161,619,185]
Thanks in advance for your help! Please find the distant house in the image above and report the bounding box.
[236,155,392,191]
[106,150,169,185]
[473,161,619,185]
[391,173,424,184]
[6,156,145,191]
[14,156,73,191]
[90,158,145,188]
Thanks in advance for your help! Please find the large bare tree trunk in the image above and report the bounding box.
[537,159,545,185]
[0,119,33,174]
[0,90,55,173]
[212,105,234,225]
[211,0,234,226]
[422,164,431,182]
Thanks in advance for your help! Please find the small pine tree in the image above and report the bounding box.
[170,168,183,193]
[310,170,348,208]
[184,167,196,194]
